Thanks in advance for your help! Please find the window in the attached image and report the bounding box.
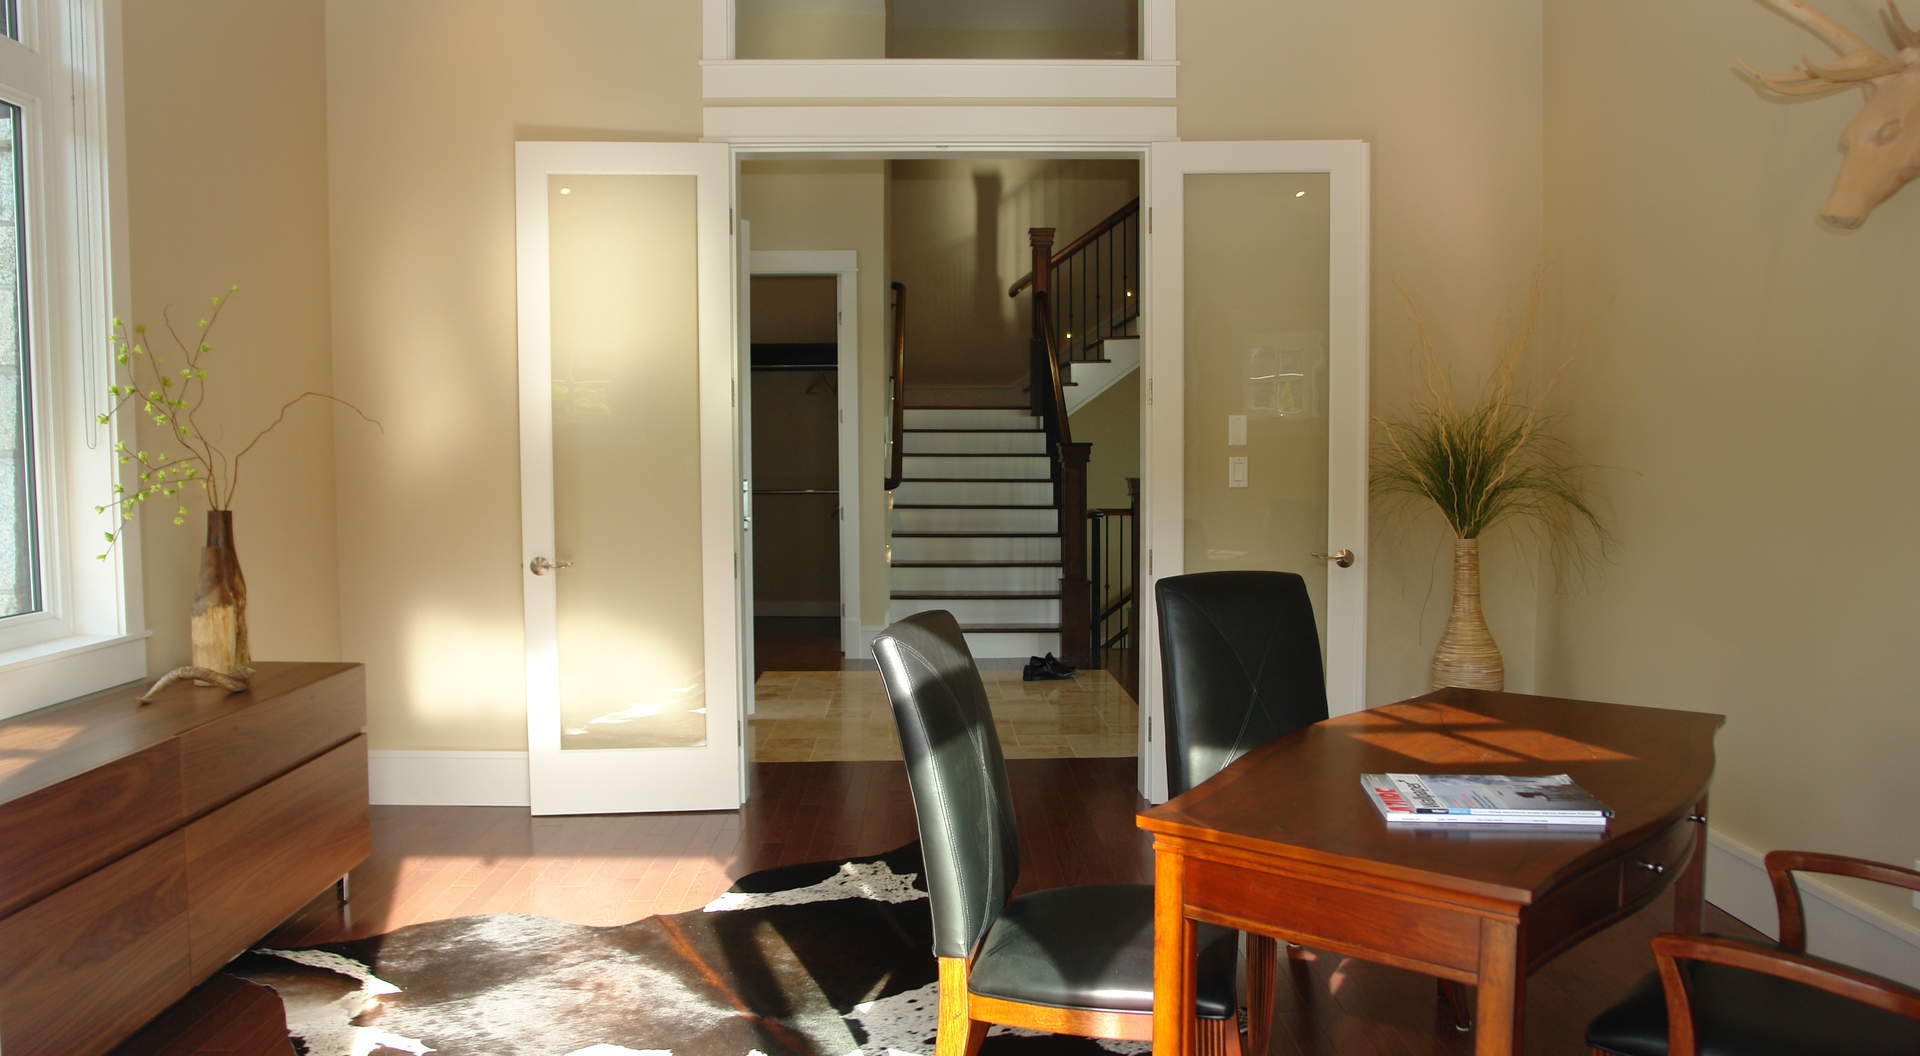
[701,0,1177,100]
[0,0,141,717]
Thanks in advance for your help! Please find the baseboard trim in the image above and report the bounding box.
[1706,828,1920,987]
[368,750,530,807]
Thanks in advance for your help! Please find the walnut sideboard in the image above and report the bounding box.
[0,661,370,1056]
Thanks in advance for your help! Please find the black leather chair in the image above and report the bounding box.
[871,610,1243,1056]
[1156,569,1329,1053]
[1587,851,1920,1056]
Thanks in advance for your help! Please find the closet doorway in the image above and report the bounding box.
[747,258,859,676]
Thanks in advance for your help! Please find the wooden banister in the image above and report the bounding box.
[1008,198,1140,297]
[1022,228,1091,668]
[884,281,906,492]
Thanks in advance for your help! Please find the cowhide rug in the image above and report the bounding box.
[228,844,1148,1056]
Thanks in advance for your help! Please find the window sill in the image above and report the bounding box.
[0,632,150,721]
[700,59,1177,101]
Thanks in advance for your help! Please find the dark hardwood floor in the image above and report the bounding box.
[754,615,849,675]
[115,758,1758,1055]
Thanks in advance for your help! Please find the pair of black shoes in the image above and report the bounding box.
[1022,653,1076,682]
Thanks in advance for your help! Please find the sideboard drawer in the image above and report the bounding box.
[1619,817,1697,911]
[0,742,184,917]
[185,734,371,977]
[0,831,192,1056]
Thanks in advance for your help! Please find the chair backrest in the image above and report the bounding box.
[1156,570,1329,796]
[871,610,1021,960]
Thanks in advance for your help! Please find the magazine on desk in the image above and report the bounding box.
[1361,773,1612,827]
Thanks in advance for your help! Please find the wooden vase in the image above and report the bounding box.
[191,509,251,674]
[1431,536,1503,691]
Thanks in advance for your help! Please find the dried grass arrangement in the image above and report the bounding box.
[1372,293,1608,690]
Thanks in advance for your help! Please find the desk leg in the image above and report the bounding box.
[1153,847,1196,1056]
[1473,918,1524,1056]
[1675,796,1708,933]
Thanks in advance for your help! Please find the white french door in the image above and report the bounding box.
[1139,140,1371,802]
[515,141,743,815]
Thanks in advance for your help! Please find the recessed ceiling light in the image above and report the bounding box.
[1294,190,1307,198]
[558,186,573,196]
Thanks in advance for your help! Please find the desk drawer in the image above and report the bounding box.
[1619,818,1696,911]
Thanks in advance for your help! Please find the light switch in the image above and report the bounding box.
[1227,414,1247,446]
[1228,456,1248,488]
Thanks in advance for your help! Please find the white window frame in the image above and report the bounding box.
[700,0,1176,99]
[0,0,143,717]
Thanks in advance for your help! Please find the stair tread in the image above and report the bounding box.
[891,531,1060,538]
[893,504,1055,510]
[902,452,1048,458]
[958,623,1063,633]
[902,477,1053,484]
[892,560,1062,568]
[904,404,1032,410]
[892,590,1062,600]
[903,428,1043,434]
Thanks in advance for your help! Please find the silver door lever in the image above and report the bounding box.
[1312,548,1356,568]
[529,556,574,575]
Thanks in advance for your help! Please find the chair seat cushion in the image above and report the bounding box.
[965,883,1237,1019]
[1587,938,1920,1056]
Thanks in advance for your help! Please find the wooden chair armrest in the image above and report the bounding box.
[1764,851,1920,951]
[1651,934,1920,1056]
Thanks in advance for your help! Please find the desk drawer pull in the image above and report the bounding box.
[1635,860,1667,876]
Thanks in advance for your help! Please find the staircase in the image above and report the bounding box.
[888,407,1063,659]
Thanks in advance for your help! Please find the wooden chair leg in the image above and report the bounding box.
[1244,933,1278,1055]
[936,956,989,1056]
[1197,1014,1242,1056]
[1439,978,1473,1032]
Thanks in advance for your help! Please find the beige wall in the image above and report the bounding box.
[1177,0,1548,704]
[324,0,702,751]
[1072,370,1141,513]
[739,160,890,631]
[122,0,341,673]
[1541,0,1920,928]
[737,0,884,59]
[889,159,1137,393]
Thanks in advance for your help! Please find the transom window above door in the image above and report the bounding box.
[700,0,1177,99]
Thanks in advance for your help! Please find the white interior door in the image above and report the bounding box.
[1139,140,1371,803]
[516,141,742,815]
[736,218,756,803]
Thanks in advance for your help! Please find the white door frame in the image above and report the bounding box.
[746,250,863,657]
[515,140,742,815]
[1140,140,1372,803]
[721,132,1369,807]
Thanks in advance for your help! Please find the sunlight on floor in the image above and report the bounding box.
[751,667,1138,762]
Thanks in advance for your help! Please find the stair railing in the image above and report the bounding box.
[884,281,906,492]
[1088,476,1140,681]
[1025,229,1093,669]
[1008,197,1140,366]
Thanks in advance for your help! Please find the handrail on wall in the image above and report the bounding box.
[884,281,906,492]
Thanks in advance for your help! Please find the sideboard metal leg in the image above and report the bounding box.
[336,874,352,904]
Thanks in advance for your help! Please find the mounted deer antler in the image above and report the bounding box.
[1739,0,1920,229]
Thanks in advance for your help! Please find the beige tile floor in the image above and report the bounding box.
[750,666,1139,762]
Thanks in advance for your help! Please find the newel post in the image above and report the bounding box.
[1028,227,1055,419]
[1059,441,1093,670]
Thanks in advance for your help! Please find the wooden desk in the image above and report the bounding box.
[1138,688,1723,1056]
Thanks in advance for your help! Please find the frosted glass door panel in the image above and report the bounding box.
[1182,172,1332,655]
[547,174,707,751]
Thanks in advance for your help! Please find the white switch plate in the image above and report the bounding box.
[1228,456,1248,488]
[1227,414,1247,446]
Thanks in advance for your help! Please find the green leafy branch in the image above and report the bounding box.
[94,286,379,557]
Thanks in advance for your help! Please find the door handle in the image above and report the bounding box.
[1312,548,1356,568]
[529,556,574,576]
